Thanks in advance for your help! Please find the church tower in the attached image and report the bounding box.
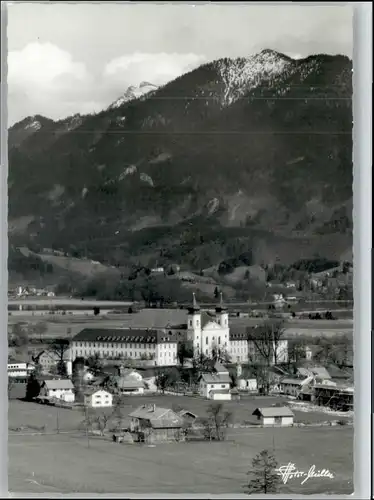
[215,292,228,328]
[215,292,230,352]
[187,293,201,356]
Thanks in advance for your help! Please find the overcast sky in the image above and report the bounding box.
[7,3,352,126]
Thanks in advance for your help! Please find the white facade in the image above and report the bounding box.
[40,379,75,402]
[238,378,257,391]
[261,415,294,426]
[84,390,113,408]
[71,333,177,366]
[7,362,35,378]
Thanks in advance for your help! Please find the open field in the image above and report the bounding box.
[9,426,353,495]
[8,312,353,340]
[8,394,351,436]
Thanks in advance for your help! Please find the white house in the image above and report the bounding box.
[116,377,145,395]
[84,389,113,408]
[235,364,257,391]
[199,363,231,400]
[39,379,75,402]
[7,362,35,378]
[252,407,295,426]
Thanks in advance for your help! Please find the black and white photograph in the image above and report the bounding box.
[6,2,354,495]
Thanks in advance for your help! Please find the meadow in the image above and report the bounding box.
[8,425,353,495]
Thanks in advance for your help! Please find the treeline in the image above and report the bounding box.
[56,269,196,304]
[8,246,54,275]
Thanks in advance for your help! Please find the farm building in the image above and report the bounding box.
[84,389,113,408]
[177,410,198,426]
[129,404,185,443]
[252,407,295,426]
[39,379,75,402]
[117,378,145,395]
[280,377,313,397]
[199,363,232,400]
[313,383,354,411]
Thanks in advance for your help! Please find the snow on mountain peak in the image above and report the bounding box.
[25,119,42,131]
[216,50,293,107]
[109,82,159,109]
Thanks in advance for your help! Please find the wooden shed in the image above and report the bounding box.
[252,406,295,426]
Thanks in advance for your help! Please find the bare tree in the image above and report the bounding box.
[49,338,70,376]
[247,320,286,395]
[244,449,281,495]
[96,413,109,436]
[205,403,232,441]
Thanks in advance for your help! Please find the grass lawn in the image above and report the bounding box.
[8,394,351,435]
[8,426,353,495]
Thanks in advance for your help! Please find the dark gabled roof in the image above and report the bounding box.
[72,328,178,344]
[253,407,294,418]
[201,373,231,384]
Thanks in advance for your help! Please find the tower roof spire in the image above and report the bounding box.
[188,292,200,313]
[215,291,227,312]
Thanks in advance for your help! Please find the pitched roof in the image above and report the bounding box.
[253,406,294,418]
[129,405,183,428]
[84,388,112,397]
[309,366,331,379]
[214,362,228,374]
[281,378,305,385]
[72,328,177,344]
[43,379,74,390]
[117,378,144,389]
[201,373,231,384]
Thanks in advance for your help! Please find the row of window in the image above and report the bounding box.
[74,342,157,349]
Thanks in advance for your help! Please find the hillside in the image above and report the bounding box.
[8,50,352,271]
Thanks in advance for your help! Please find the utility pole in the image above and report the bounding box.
[56,405,60,434]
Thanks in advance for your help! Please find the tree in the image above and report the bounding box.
[33,322,48,342]
[96,413,109,436]
[211,343,232,364]
[205,403,232,441]
[86,352,103,377]
[246,320,286,395]
[93,306,100,316]
[177,341,194,366]
[245,449,281,494]
[8,377,14,399]
[25,373,41,401]
[49,338,70,375]
[214,287,219,299]
[155,368,180,393]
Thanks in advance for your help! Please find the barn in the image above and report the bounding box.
[252,406,295,426]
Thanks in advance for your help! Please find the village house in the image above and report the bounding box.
[252,406,295,426]
[199,362,231,400]
[33,349,72,375]
[7,361,35,378]
[39,379,75,402]
[84,389,113,408]
[116,378,145,395]
[129,404,185,443]
[280,376,313,397]
[235,364,257,392]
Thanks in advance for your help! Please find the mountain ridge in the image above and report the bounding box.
[8,50,353,271]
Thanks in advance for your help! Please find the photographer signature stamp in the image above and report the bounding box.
[277,463,335,485]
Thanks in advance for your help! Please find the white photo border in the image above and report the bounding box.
[1,2,372,498]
